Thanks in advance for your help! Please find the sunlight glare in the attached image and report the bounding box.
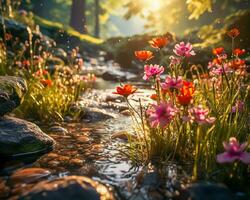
[144,0,161,12]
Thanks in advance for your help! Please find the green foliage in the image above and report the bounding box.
[15,77,84,121]
[34,15,103,44]
[0,15,95,122]
[186,0,212,20]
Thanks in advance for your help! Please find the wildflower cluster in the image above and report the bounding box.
[1,28,95,121]
[113,30,249,179]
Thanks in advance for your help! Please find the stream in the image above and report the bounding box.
[0,62,249,200]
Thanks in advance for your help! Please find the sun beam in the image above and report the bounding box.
[144,0,162,12]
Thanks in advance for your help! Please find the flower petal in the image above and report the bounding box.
[216,153,238,163]
[240,152,250,164]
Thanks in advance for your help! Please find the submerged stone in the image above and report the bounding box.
[80,107,115,123]
[48,126,68,134]
[178,182,236,200]
[10,168,51,184]
[0,116,55,161]
[0,76,27,116]
[18,176,115,200]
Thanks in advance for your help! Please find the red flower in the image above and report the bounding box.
[213,47,224,55]
[22,60,30,69]
[40,79,53,87]
[227,28,240,38]
[228,59,245,70]
[135,51,153,62]
[113,84,137,97]
[177,95,193,106]
[5,33,12,41]
[233,48,246,56]
[149,37,169,49]
[177,81,195,106]
[34,69,49,76]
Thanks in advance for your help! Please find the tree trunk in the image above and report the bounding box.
[32,0,46,18]
[70,0,87,34]
[94,0,100,38]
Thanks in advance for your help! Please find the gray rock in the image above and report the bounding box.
[0,16,53,46]
[0,116,55,159]
[80,107,115,123]
[46,57,65,66]
[102,69,137,82]
[18,176,115,200]
[0,76,27,116]
[50,48,67,62]
[178,183,236,200]
[48,126,68,134]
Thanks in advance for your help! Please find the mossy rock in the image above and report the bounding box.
[0,116,55,160]
[0,76,27,116]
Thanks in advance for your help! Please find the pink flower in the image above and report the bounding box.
[169,56,181,66]
[209,64,233,76]
[189,105,215,124]
[161,76,183,90]
[147,102,178,128]
[143,64,164,80]
[173,42,196,57]
[231,101,244,113]
[217,137,250,164]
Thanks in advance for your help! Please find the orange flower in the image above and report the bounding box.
[212,47,224,55]
[177,81,195,106]
[180,81,195,96]
[149,37,169,49]
[150,94,158,101]
[40,79,53,87]
[227,28,240,38]
[212,58,223,65]
[135,51,153,62]
[228,59,245,70]
[233,48,246,56]
[113,84,137,97]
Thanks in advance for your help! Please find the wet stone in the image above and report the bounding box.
[0,116,55,161]
[18,176,115,200]
[47,160,60,167]
[177,183,236,200]
[111,131,137,141]
[80,107,115,123]
[57,156,70,162]
[69,158,84,167]
[48,126,68,134]
[10,168,51,184]
[77,136,90,143]
[46,153,59,159]
[0,76,27,116]
[120,109,131,116]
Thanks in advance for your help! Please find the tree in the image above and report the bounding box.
[94,0,100,38]
[70,0,88,34]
